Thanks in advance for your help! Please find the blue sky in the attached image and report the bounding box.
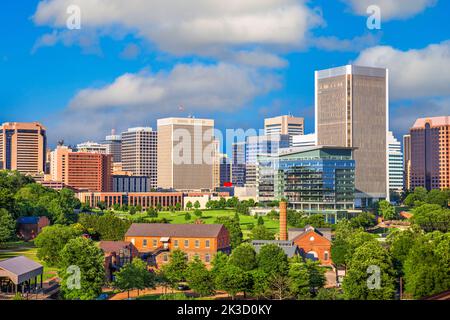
[1,0,449,150]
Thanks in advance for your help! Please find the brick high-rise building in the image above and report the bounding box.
[409,116,450,191]
[0,122,47,175]
[157,117,214,190]
[51,146,112,192]
[315,65,389,207]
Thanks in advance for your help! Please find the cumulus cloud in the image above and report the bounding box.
[47,63,281,142]
[390,97,450,136]
[311,33,381,52]
[33,0,323,56]
[341,0,437,20]
[354,41,450,100]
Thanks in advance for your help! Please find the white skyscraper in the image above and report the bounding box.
[387,131,404,193]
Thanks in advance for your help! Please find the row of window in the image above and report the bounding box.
[142,239,211,249]
[161,252,212,263]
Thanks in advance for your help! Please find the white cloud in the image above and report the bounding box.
[311,33,381,52]
[33,0,323,56]
[354,41,450,100]
[229,50,288,68]
[341,0,437,20]
[47,63,281,142]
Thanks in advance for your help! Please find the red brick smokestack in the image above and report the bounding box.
[279,200,288,241]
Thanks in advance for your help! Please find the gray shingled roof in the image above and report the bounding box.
[0,256,43,284]
[99,241,133,253]
[125,223,225,238]
[251,240,301,258]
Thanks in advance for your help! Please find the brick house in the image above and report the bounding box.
[16,216,50,241]
[289,226,332,266]
[124,223,231,268]
[99,241,139,282]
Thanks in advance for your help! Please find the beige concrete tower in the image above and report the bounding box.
[0,122,47,175]
[315,65,389,207]
[157,117,215,190]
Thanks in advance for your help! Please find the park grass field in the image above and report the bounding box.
[0,241,58,281]
[112,209,284,238]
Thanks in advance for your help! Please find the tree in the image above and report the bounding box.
[378,200,397,220]
[403,232,450,299]
[215,264,249,299]
[186,201,193,211]
[349,212,376,229]
[59,237,105,300]
[35,225,82,266]
[175,203,182,211]
[315,288,343,300]
[78,213,132,241]
[425,189,449,207]
[129,206,137,215]
[97,201,107,212]
[342,240,396,300]
[215,216,243,249]
[228,243,257,271]
[114,259,156,298]
[267,274,292,300]
[404,187,428,207]
[147,207,158,218]
[250,225,275,240]
[184,212,191,221]
[193,209,202,218]
[257,216,264,226]
[289,259,326,299]
[386,227,421,274]
[161,250,188,287]
[0,209,15,246]
[194,201,201,210]
[411,204,450,233]
[257,244,289,276]
[156,203,162,212]
[185,257,215,296]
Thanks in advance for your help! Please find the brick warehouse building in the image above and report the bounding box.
[124,223,231,267]
[289,226,332,266]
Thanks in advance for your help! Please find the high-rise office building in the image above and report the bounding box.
[245,134,290,186]
[387,131,404,193]
[403,134,411,190]
[0,122,47,175]
[315,65,388,207]
[257,146,355,212]
[157,117,214,190]
[292,133,317,148]
[232,142,246,187]
[51,146,112,192]
[121,127,157,188]
[219,153,232,187]
[264,115,304,146]
[409,116,450,191]
[76,141,107,154]
[212,139,221,189]
[104,130,122,163]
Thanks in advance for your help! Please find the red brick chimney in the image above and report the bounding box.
[279,200,288,241]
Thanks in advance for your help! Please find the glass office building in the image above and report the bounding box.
[257,146,355,211]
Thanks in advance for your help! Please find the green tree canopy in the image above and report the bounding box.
[411,204,450,233]
[257,244,289,276]
[114,259,156,298]
[34,224,82,266]
[342,240,396,300]
[59,237,105,300]
[228,243,257,271]
[185,257,215,297]
[0,208,16,245]
[215,216,243,249]
[250,225,275,240]
[161,249,188,286]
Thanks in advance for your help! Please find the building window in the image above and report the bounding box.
[184,240,189,248]
[195,240,200,248]
[324,251,329,261]
[143,239,147,248]
[163,253,168,262]
[205,240,210,248]
[153,239,158,247]
[174,240,179,248]
[205,254,210,263]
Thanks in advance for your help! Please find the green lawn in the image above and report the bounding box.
[0,242,58,281]
[112,209,284,239]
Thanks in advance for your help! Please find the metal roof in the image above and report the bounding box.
[0,256,43,284]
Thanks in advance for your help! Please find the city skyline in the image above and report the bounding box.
[1,1,449,147]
